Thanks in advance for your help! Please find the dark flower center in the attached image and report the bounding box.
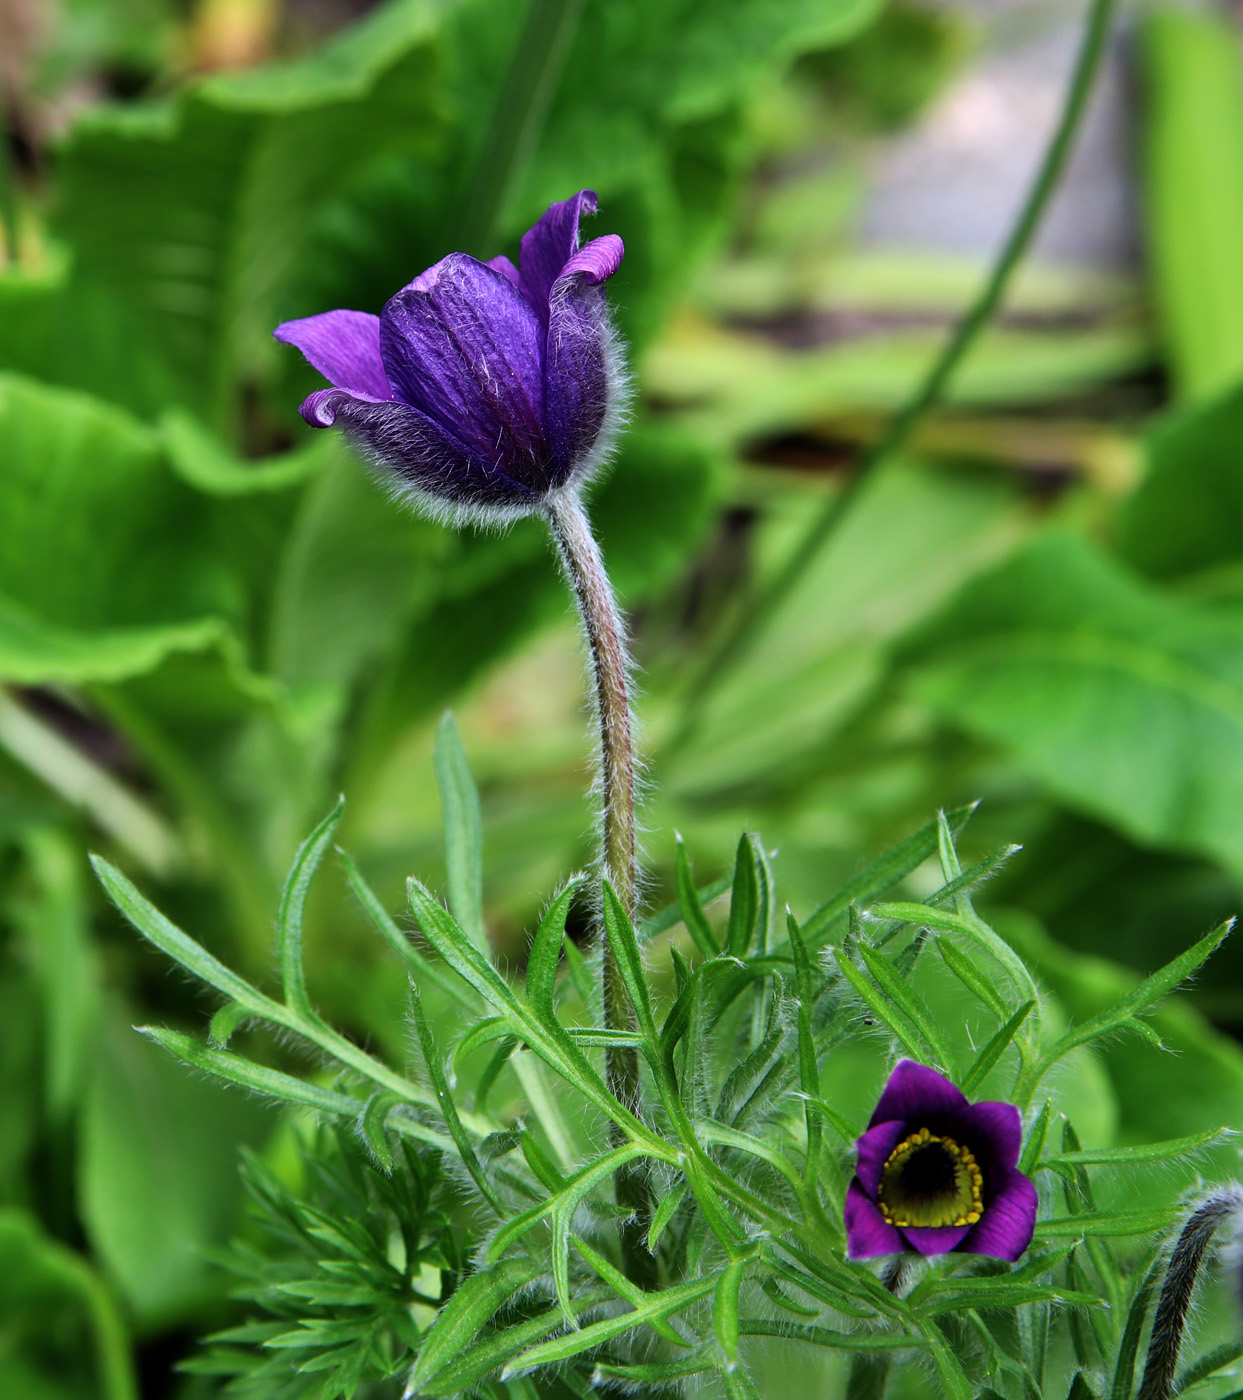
[877,1127,983,1229]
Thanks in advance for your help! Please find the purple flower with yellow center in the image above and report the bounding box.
[845,1060,1038,1261]
[273,190,627,523]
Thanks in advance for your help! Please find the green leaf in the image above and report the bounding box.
[675,835,720,957]
[726,831,759,956]
[79,1013,272,1328]
[50,0,447,419]
[572,1236,684,1347]
[1037,1209,1178,1239]
[601,880,659,1045]
[339,847,470,1007]
[276,797,343,1018]
[713,1255,748,1365]
[91,855,285,1023]
[434,711,487,955]
[1036,920,1231,1080]
[918,1284,1098,1316]
[908,530,1243,879]
[1141,8,1243,402]
[801,803,978,945]
[502,1274,719,1374]
[525,882,583,1023]
[0,1208,137,1400]
[960,1001,1035,1095]
[936,936,1010,1020]
[788,914,822,1180]
[1110,1258,1161,1400]
[409,982,504,1216]
[1176,1340,1243,1394]
[737,1319,926,1351]
[647,1178,689,1252]
[834,950,931,1065]
[855,940,953,1072]
[407,1257,542,1392]
[1040,1128,1229,1172]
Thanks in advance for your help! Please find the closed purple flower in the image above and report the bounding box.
[273,190,627,522]
[844,1060,1038,1261]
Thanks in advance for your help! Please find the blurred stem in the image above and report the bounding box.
[455,0,585,255]
[0,114,17,266]
[544,489,653,1285]
[672,0,1120,747]
[0,689,182,878]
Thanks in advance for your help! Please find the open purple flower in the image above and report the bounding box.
[273,190,627,523]
[844,1060,1038,1261]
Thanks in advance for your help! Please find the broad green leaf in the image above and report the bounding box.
[50,0,447,419]
[908,530,1243,878]
[1141,8,1243,402]
[1121,382,1243,584]
[0,1208,137,1400]
[12,829,100,1122]
[79,1013,272,1327]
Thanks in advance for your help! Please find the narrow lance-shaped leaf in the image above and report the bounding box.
[276,797,344,1019]
[675,835,720,957]
[410,981,505,1216]
[1036,920,1232,1080]
[961,1000,1036,1096]
[800,804,978,945]
[525,881,583,1023]
[727,832,759,957]
[856,940,953,1072]
[435,712,487,955]
[406,1258,544,1392]
[834,949,930,1065]
[502,1274,720,1375]
[92,855,288,1024]
[573,1236,684,1346]
[713,1255,750,1366]
[339,847,470,1007]
[788,912,822,1182]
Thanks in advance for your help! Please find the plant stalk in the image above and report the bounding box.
[544,488,653,1283]
[671,0,1120,749]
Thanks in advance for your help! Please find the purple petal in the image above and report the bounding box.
[557,234,624,287]
[961,1170,1038,1261]
[958,1101,1024,1174]
[298,389,538,511]
[380,254,548,478]
[844,1182,905,1259]
[540,236,627,476]
[275,310,390,402]
[870,1061,968,1129]
[486,254,522,290]
[899,1224,973,1257]
[519,189,599,326]
[853,1120,908,1197]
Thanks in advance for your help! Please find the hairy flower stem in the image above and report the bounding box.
[544,489,653,1284]
[1138,1186,1243,1400]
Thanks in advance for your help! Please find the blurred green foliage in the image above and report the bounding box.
[6,0,1243,1393]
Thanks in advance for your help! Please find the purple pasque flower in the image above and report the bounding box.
[844,1060,1037,1261]
[273,190,627,523]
